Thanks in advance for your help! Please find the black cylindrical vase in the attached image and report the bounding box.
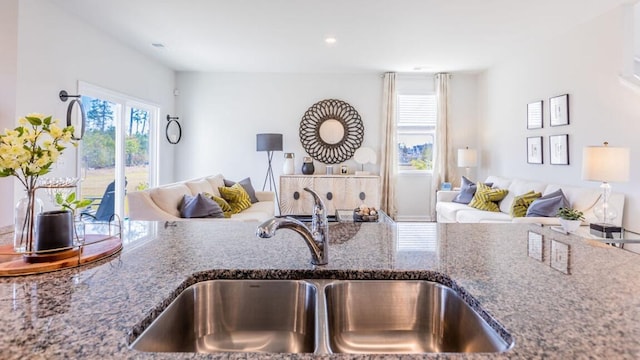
[35,210,73,252]
[302,157,315,175]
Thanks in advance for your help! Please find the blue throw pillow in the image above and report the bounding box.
[452,177,494,205]
[179,193,225,218]
[526,189,570,217]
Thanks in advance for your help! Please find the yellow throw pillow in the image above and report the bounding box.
[203,192,233,218]
[218,184,252,214]
[510,191,542,217]
[468,183,508,212]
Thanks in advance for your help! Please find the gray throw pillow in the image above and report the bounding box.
[224,177,259,203]
[179,193,225,218]
[452,177,494,205]
[525,189,570,217]
[452,176,476,204]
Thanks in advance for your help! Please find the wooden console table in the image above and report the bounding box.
[280,174,380,215]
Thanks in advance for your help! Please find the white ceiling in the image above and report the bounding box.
[50,0,631,73]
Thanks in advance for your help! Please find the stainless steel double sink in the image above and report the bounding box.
[130,279,513,354]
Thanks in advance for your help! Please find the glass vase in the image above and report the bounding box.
[14,190,44,253]
[74,215,85,246]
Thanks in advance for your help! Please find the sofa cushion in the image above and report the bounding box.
[452,177,476,204]
[526,189,569,217]
[455,209,512,223]
[435,201,474,222]
[468,183,508,212]
[219,183,252,214]
[499,179,548,213]
[485,176,512,190]
[225,177,259,204]
[184,178,214,196]
[452,177,494,204]
[203,192,232,217]
[543,184,601,212]
[205,174,225,197]
[149,184,192,217]
[510,191,542,217]
[179,193,225,218]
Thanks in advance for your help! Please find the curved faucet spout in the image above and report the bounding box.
[256,217,325,265]
[256,188,329,265]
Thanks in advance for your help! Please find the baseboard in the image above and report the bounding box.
[395,215,433,222]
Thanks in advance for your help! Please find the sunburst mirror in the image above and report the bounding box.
[299,99,364,164]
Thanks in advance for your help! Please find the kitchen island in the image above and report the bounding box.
[1,220,640,359]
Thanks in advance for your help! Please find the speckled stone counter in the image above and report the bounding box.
[1,220,640,359]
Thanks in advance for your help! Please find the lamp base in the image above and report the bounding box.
[589,223,622,239]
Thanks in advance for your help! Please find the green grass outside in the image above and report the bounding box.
[81,165,149,198]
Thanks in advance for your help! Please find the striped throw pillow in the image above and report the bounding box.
[218,183,252,214]
[510,191,542,217]
[203,192,233,218]
[468,183,508,212]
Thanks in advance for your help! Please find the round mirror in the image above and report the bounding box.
[319,119,345,144]
[299,99,364,164]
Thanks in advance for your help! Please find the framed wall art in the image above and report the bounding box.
[527,136,543,164]
[527,100,543,129]
[549,94,569,126]
[549,134,569,165]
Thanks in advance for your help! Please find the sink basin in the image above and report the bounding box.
[130,279,317,353]
[131,279,512,354]
[324,280,511,354]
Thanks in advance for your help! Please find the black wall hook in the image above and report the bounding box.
[59,90,86,140]
[166,115,182,144]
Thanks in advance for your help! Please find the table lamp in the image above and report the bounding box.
[581,142,630,234]
[457,147,478,180]
[353,147,377,175]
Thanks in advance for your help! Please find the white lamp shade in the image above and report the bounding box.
[353,147,377,165]
[457,148,478,168]
[582,145,630,182]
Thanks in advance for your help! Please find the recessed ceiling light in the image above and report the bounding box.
[324,37,337,44]
[151,43,165,48]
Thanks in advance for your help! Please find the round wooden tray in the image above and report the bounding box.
[0,234,122,276]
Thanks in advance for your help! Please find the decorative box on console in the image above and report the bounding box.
[590,223,622,239]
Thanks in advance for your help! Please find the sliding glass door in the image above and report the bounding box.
[78,83,158,221]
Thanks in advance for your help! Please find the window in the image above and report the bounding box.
[397,94,436,172]
[78,82,159,221]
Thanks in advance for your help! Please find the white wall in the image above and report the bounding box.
[478,5,640,232]
[0,0,19,226]
[0,0,176,226]
[176,72,478,220]
[174,72,383,192]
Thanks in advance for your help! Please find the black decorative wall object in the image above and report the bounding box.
[299,99,364,164]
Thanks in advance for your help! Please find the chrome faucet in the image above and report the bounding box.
[256,187,329,265]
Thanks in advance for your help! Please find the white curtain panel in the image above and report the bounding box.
[431,73,451,221]
[380,72,397,219]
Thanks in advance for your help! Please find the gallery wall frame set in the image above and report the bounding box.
[526,93,570,165]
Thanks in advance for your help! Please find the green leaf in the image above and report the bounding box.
[76,199,93,208]
[43,117,52,125]
[25,116,42,126]
[55,192,64,205]
[66,192,76,203]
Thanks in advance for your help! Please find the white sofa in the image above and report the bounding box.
[435,176,625,226]
[127,174,275,222]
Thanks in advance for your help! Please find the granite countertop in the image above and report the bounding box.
[1,220,640,359]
